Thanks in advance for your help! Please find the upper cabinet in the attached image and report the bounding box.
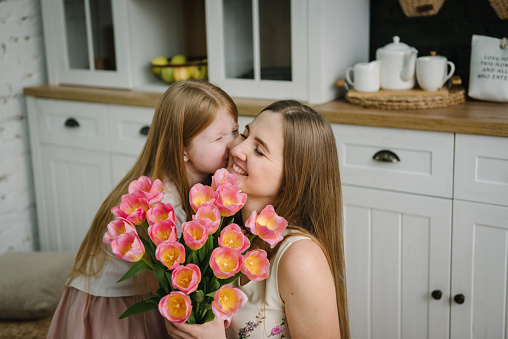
[41,0,369,104]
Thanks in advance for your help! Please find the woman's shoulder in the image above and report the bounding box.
[278,237,328,276]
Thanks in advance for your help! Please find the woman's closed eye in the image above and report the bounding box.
[254,146,264,156]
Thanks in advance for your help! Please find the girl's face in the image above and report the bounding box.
[227,110,285,212]
[184,108,239,186]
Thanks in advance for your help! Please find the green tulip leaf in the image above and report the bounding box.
[187,312,196,324]
[152,265,170,293]
[146,295,162,305]
[118,300,158,319]
[116,259,152,283]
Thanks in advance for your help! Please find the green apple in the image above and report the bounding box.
[161,67,174,83]
[173,67,191,81]
[150,56,168,74]
[187,65,201,79]
[170,54,187,65]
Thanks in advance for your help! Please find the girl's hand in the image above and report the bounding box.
[165,318,227,339]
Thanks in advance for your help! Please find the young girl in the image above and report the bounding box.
[47,79,239,338]
[165,100,350,339]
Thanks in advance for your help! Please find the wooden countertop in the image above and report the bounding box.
[24,84,508,137]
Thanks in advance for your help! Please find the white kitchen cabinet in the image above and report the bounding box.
[39,146,112,251]
[334,124,454,339]
[41,0,369,102]
[334,124,508,339]
[343,186,452,339]
[206,0,369,103]
[26,98,152,251]
[42,0,208,90]
[449,134,508,339]
[450,201,508,339]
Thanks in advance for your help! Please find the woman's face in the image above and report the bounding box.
[184,108,239,186]
[227,110,285,211]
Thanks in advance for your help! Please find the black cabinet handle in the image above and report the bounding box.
[431,290,442,300]
[139,125,150,136]
[372,149,400,162]
[454,294,465,304]
[64,118,80,128]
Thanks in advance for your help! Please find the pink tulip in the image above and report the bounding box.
[219,224,250,253]
[209,247,242,279]
[211,284,248,321]
[245,205,288,248]
[103,218,136,245]
[171,264,201,294]
[148,219,177,246]
[215,183,247,217]
[241,249,270,281]
[155,240,185,271]
[119,191,149,225]
[147,202,176,226]
[111,205,128,219]
[189,183,216,213]
[182,220,208,251]
[159,291,192,324]
[128,176,164,206]
[111,231,145,262]
[193,202,221,234]
[211,168,239,191]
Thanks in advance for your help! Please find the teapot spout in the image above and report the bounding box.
[401,48,418,81]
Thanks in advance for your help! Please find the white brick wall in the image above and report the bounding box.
[0,0,47,255]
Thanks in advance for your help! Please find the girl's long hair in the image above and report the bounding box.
[67,79,238,284]
[261,100,350,339]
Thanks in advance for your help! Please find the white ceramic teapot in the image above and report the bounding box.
[376,36,418,90]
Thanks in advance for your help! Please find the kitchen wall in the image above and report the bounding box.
[0,0,46,255]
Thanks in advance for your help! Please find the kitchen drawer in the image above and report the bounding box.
[108,105,153,156]
[332,124,454,198]
[36,98,109,151]
[454,134,508,206]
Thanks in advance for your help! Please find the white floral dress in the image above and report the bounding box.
[226,235,309,339]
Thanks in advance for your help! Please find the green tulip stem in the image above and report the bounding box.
[141,257,152,268]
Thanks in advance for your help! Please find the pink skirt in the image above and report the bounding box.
[47,287,168,338]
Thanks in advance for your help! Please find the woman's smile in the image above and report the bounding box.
[231,162,248,176]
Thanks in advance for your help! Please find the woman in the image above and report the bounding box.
[47,79,239,338]
[166,100,350,339]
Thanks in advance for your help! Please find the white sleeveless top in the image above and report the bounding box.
[69,181,187,297]
[226,235,309,339]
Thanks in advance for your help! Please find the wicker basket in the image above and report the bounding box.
[489,0,508,19]
[345,86,466,110]
[398,0,446,17]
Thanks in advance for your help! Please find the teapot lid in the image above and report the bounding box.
[381,36,411,51]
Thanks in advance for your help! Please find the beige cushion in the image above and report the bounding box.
[0,251,75,320]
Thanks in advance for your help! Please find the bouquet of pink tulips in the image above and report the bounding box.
[103,169,288,324]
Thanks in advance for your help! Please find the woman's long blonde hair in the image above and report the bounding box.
[68,79,238,284]
[261,100,350,339]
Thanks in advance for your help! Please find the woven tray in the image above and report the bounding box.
[345,86,466,110]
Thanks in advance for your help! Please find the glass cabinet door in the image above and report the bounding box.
[42,0,131,88]
[206,0,307,100]
[63,0,117,71]
[222,0,292,82]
